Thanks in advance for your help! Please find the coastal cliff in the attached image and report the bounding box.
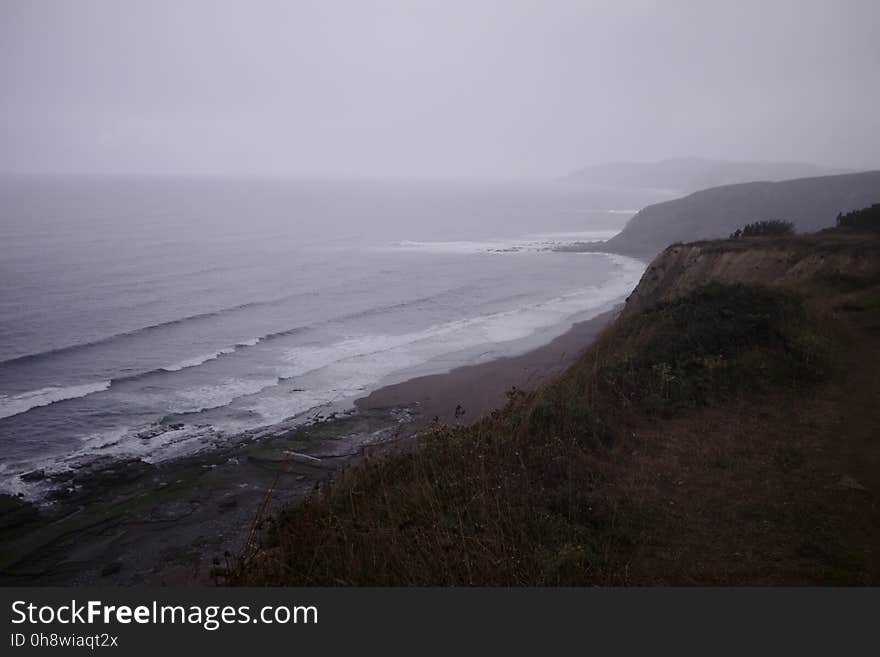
[561,170,880,259]
[624,229,880,315]
[238,226,880,586]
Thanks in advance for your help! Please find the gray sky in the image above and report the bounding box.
[2,0,879,178]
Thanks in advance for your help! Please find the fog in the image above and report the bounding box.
[2,0,879,178]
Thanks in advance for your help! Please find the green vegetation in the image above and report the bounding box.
[836,204,880,232]
[730,220,794,238]
[237,281,838,586]
[604,283,824,416]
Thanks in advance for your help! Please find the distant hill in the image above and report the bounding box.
[564,158,845,195]
[582,170,880,259]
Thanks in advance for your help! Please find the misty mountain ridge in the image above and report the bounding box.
[564,157,847,195]
[565,170,880,259]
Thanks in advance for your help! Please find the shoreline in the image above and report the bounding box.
[0,307,620,586]
[356,306,620,426]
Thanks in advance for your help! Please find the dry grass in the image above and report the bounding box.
[236,240,880,586]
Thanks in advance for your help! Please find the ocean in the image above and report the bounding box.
[0,175,659,498]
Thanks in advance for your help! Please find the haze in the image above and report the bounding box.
[2,0,879,178]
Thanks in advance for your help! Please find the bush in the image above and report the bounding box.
[605,282,825,415]
[836,204,880,232]
[730,220,795,238]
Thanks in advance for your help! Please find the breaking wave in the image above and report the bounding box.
[0,381,112,420]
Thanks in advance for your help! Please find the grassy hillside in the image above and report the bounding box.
[575,171,880,259]
[237,229,880,586]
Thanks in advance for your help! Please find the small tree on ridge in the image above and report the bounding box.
[730,220,795,239]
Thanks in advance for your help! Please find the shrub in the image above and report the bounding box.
[836,204,880,232]
[730,220,795,238]
[603,282,825,415]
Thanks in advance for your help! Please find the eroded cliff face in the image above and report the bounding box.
[622,231,880,317]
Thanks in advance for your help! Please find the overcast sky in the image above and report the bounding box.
[2,0,879,178]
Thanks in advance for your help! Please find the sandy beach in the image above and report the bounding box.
[0,307,619,585]
[357,307,619,425]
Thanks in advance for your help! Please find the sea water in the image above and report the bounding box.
[0,175,659,497]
